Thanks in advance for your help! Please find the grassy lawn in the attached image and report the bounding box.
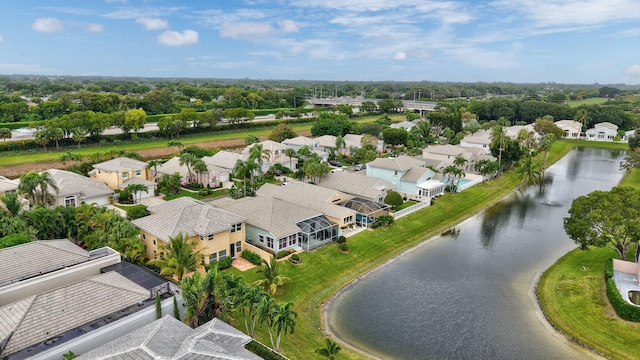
[537,248,640,360]
[162,187,229,201]
[537,141,639,360]
[394,200,417,211]
[567,98,609,107]
[226,141,575,359]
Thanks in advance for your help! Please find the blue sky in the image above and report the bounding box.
[0,0,638,84]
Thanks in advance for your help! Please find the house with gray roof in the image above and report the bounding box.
[555,120,582,139]
[389,121,417,132]
[343,134,384,152]
[257,181,356,230]
[459,129,492,154]
[241,140,298,171]
[132,197,247,264]
[585,121,619,142]
[89,157,155,199]
[0,175,18,196]
[422,144,495,172]
[202,151,248,172]
[281,135,319,151]
[317,170,393,203]
[210,195,338,252]
[366,155,440,201]
[0,272,150,358]
[77,315,261,360]
[44,169,114,207]
[154,156,227,188]
[0,239,121,306]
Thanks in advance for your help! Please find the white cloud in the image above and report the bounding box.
[393,52,407,60]
[278,19,299,33]
[626,64,640,76]
[136,17,169,30]
[0,35,3,43]
[220,22,277,40]
[86,23,104,32]
[157,30,198,46]
[32,17,64,33]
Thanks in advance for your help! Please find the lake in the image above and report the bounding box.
[326,147,625,360]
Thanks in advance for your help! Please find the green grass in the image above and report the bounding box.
[394,200,417,211]
[567,98,609,107]
[536,144,640,360]
[162,188,229,201]
[537,248,640,360]
[225,142,575,359]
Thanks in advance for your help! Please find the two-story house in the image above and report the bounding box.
[585,122,619,142]
[45,169,114,207]
[131,197,247,265]
[89,157,156,200]
[366,155,442,201]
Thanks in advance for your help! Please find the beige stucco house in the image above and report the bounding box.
[89,157,156,200]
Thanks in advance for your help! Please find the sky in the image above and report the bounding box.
[0,0,638,84]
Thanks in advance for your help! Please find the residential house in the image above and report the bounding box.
[366,155,443,201]
[89,157,156,199]
[241,140,298,171]
[281,135,319,151]
[585,122,619,142]
[77,315,261,360]
[0,239,121,306]
[44,169,114,207]
[554,120,582,139]
[612,259,640,306]
[210,195,338,253]
[343,133,384,153]
[316,170,394,203]
[315,134,338,153]
[201,150,248,175]
[257,181,356,229]
[154,156,225,188]
[0,175,18,196]
[459,129,492,154]
[504,124,537,140]
[422,144,495,173]
[390,121,417,132]
[622,129,637,143]
[0,272,150,358]
[131,197,247,264]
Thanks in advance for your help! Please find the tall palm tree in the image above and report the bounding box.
[0,192,22,216]
[181,265,229,328]
[125,183,148,204]
[249,143,270,171]
[179,152,197,183]
[272,301,297,350]
[335,134,346,155]
[284,148,297,172]
[147,159,161,178]
[491,125,508,169]
[315,338,342,360]
[18,171,43,206]
[256,295,276,347]
[453,156,468,171]
[35,171,59,206]
[233,159,252,197]
[253,256,291,296]
[516,155,541,188]
[193,159,209,186]
[148,233,202,282]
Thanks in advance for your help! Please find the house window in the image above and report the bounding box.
[121,172,128,179]
[393,170,398,176]
[210,253,217,263]
[288,234,297,246]
[267,237,274,249]
[64,196,76,207]
[235,241,241,253]
[259,235,265,243]
[279,238,287,250]
[136,170,141,176]
[142,234,146,240]
[231,223,242,233]
[208,234,214,241]
[344,215,353,224]
[219,249,227,260]
[200,235,204,241]
[153,239,156,246]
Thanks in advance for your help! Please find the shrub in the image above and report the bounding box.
[605,278,640,322]
[241,250,264,266]
[605,258,614,279]
[0,233,33,249]
[289,253,301,263]
[337,235,347,244]
[215,257,234,270]
[245,340,287,360]
[276,250,291,259]
[198,188,210,196]
[384,191,403,210]
[339,242,349,252]
[126,204,149,220]
[372,215,395,228]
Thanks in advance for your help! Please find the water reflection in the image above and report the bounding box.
[327,148,625,360]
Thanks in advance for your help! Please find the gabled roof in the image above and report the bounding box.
[257,182,353,219]
[389,121,416,130]
[202,151,248,171]
[0,272,149,357]
[594,122,618,131]
[460,129,491,145]
[314,135,337,148]
[316,171,394,200]
[210,196,322,239]
[554,120,582,132]
[45,169,114,199]
[241,140,288,154]
[368,155,425,171]
[132,197,246,242]
[504,124,536,139]
[0,239,90,286]
[400,166,434,183]
[423,144,465,156]
[282,136,318,147]
[0,175,18,193]
[76,315,260,360]
[92,157,148,172]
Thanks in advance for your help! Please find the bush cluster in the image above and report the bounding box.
[604,258,640,322]
[244,340,287,360]
[288,253,301,264]
[214,256,234,270]
[241,250,264,266]
[276,249,294,259]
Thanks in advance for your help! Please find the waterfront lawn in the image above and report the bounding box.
[619,168,640,189]
[537,247,640,360]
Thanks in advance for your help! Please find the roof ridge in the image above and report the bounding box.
[87,272,148,296]
[3,295,37,346]
[139,315,171,357]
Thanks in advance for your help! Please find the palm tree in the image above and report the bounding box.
[249,143,270,171]
[516,155,541,188]
[125,183,148,204]
[453,156,468,171]
[284,148,297,172]
[147,159,162,178]
[1,192,22,216]
[179,152,197,184]
[271,301,297,350]
[335,134,346,155]
[148,233,202,281]
[35,171,59,206]
[193,159,209,186]
[233,159,250,197]
[18,171,43,206]
[181,265,229,328]
[256,295,276,347]
[315,338,342,360]
[491,126,508,169]
[253,256,291,296]
[574,109,590,133]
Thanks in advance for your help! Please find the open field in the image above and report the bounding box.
[567,98,609,107]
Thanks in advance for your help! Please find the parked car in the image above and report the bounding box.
[329,160,342,167]
[354,164,366,171]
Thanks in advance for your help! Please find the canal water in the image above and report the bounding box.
[326,147,625,360]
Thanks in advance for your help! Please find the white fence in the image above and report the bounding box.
[392,200,430,220]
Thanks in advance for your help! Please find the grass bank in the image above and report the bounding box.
[228,140,578,359]
[537,142,639,360]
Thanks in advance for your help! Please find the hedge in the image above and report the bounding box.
[241,250,264,266]
[604,258,640,321]
[244,340,288,360]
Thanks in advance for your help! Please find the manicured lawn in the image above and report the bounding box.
[162,187,229,201]
[394,200,416,211]
[537,248,640,360]
[567,98,609,107]
[619,168,640,189]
